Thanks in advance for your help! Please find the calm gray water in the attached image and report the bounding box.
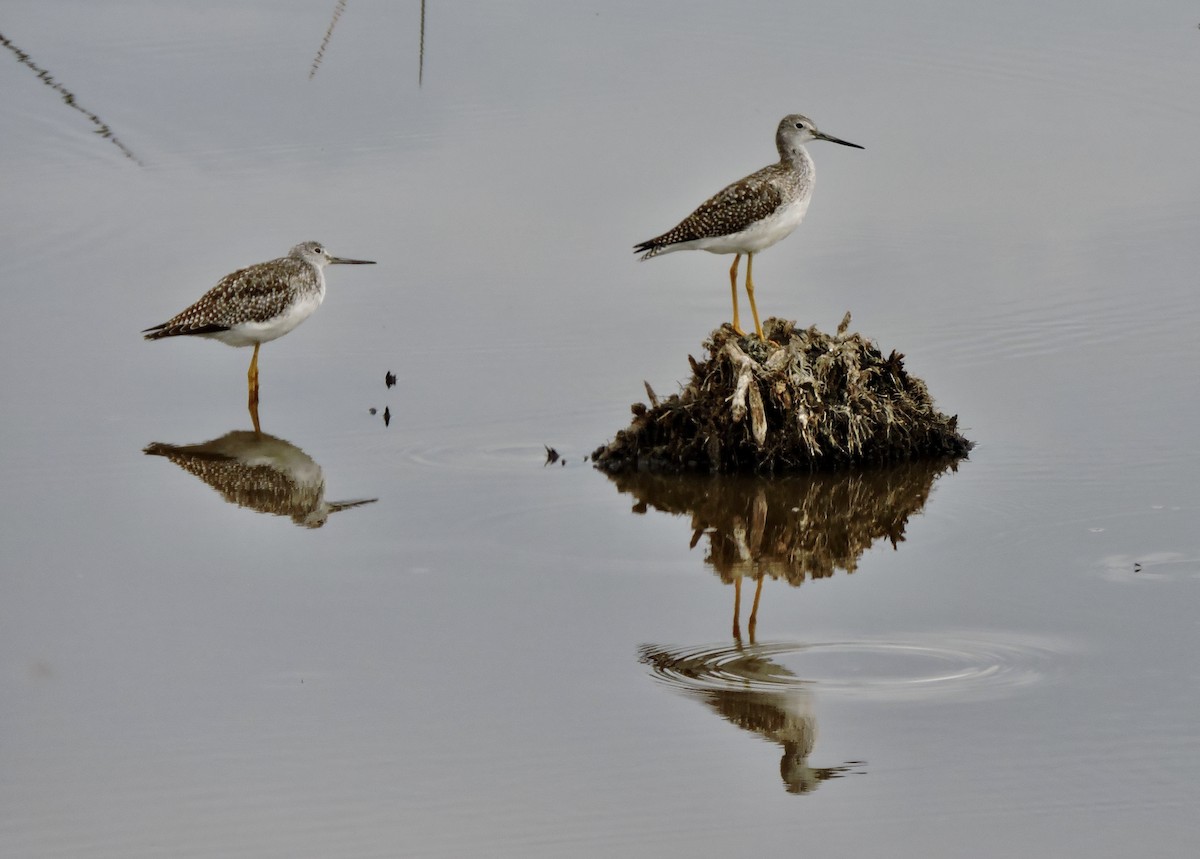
[2,1,1199,856]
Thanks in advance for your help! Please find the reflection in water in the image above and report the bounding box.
[308,1,426,84]
[418,0,426,85]
[0,30,142,164]
[640,643,863,794]
[309,0,348,79]
[144,430,376,528]
[609,459,960,638]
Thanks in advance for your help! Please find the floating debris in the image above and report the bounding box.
[368,407,377,415]
[385,370,397,388]
[383,406,391,426]
[544,445,561,465]
[593,315,972,474]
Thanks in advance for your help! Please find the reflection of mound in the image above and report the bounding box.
[145,431,375,529]
[593,316,972,473]
[610,458,958,585]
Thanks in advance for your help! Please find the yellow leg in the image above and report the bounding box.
[744,253,765,341]
[247,343,260,410]
[728,255,746,336]
[748,574,764,644]
[732,576,743,642]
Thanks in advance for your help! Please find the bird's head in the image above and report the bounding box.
[289,241,376,268]
[777,114,864,157]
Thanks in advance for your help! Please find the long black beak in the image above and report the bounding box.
[815,130,864,150]
[329,256,376,265]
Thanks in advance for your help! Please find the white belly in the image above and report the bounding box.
[671,196,812,256]
[208,291,323,347]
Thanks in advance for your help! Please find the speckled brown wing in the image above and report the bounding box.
[635,166,786,259]
[142,258,308,339]
[144,442,323,517]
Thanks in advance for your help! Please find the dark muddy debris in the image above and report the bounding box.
[592,315,972,474]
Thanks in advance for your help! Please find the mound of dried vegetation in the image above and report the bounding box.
[592,314,972,474]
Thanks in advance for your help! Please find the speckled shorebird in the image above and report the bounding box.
[143,241,375,412]
[635,114,862,341]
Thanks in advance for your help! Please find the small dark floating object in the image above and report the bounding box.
[383,406,391,426]
[385,370,397,388]
[368,407,377,415]
[592,315,972,474]
[544,445,561,465]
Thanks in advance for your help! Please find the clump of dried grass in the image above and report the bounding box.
[593,314,972,474]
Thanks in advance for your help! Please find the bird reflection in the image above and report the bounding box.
[640,643,864,794]
[144,430,376,528]
[609,458,959,640]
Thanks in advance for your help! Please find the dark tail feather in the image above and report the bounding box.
[634,239,661,260]
[143,322,229,340]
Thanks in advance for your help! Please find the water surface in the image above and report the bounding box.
[2,1,1199,856]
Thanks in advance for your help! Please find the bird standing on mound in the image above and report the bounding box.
[143,241,375,422]
[635,114,862,341]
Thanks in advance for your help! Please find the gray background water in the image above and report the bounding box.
[2,1,1199,856]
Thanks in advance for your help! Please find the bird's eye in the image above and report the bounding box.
[314,246,324,254]
[795,122,804,129]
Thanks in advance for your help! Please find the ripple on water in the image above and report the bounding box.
[640,633,1072,704]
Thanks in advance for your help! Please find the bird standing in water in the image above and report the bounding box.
[143,241,375,426]
[635,114,862,341]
